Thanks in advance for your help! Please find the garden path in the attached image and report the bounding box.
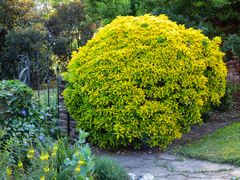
[97,151,240,180]
[93,111,240,179]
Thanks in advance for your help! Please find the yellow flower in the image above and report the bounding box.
[52,151,57,156]
[40,152,49,161]
[27,148,35,159]
[53,144,58,151]
[40,176,45,180]
[44,167,50,173]
[77,160,84,165]
[6,167,12,176]
[52,144,58,157]
[75,151,80,157]
[75,166,81,173]
[18,161,23,168]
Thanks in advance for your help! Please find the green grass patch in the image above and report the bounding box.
[175,122,240,166]
[34,88,58,118]
[34,88,57,107]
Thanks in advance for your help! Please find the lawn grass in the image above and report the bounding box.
[34,88,58,108]
[175,122,240,166]
[34,88,58,118]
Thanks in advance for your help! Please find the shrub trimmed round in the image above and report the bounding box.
[63,14,227,149]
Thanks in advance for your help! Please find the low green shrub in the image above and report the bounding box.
[64,14,227,149]
[93,156,130,180]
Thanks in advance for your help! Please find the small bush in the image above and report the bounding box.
[64,14,227,149]
[93,156,130,180]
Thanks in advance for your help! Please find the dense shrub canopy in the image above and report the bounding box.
[64,14,227,149]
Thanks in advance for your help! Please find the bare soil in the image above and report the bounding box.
[170,110,240,148]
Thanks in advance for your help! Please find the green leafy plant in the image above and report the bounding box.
[93,156,130,180]
[63,14,227,149]
[0,80,59,142]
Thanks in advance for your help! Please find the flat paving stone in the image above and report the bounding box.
[228,169,240,176]
[129,167,169,177]
[158,153,179,161]
[166,174,188,180]
[167,158,234,173]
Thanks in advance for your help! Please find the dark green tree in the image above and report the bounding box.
[0,24,50,87]
[132,0,240,37]
[0,0,36,79]
[46,0,95,68]
[84,0,131,25]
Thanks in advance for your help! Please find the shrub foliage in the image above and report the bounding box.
[64,14,227,149]
[93,156,130,180]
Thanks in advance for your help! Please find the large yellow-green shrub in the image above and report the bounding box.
[63,14,227,149]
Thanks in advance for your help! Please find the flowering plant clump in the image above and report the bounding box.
[64,14,227,149]
[1,130,95,179]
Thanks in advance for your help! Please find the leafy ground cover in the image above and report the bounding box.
[174,120,240,166]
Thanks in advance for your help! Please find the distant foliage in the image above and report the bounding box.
[46,0,95,69]
[64,15,227,149]
[222,34,240,59]
[131,0,240,37]
[0,24,49,85]
[84,0,131,25]
[0,0,35,80]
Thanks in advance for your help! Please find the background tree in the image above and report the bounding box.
[133,0,240,37]
[84,0,131,26]
[46,0,95,68]
[0,0,36,79]
[130,0,240,60]
[0,24,50,87]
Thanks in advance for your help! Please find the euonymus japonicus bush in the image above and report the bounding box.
[63,14,227,149]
